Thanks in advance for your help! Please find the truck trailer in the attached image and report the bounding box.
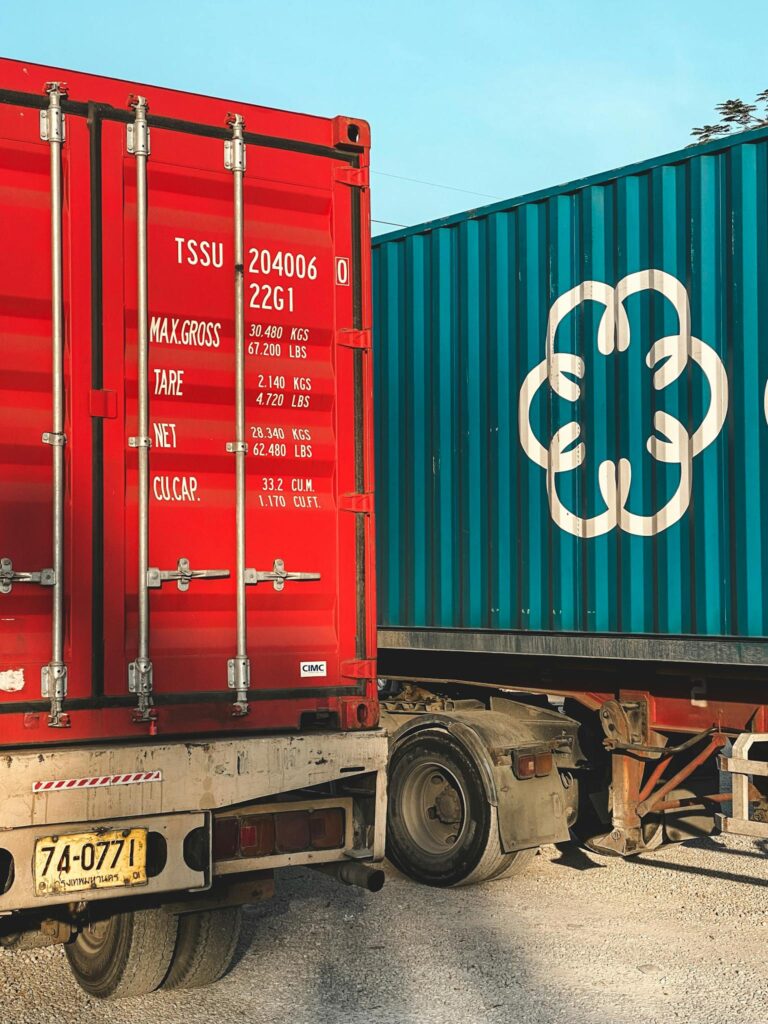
[0,57,385,998]
[373,125,768,884]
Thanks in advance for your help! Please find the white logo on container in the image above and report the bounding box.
[518,270,728,538]
[300,661,327,678]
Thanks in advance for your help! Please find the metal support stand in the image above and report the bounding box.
[591,751,648,857]
[126,96,154,721]
[40,82,69,728]
[636,733,726,818]
[718,733,768,838]
[590,700,731,856]
[588,699,660,856]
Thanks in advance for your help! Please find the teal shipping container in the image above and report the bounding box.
[373,127,768,667]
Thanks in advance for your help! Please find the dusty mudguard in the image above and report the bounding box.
[382,694,581,883]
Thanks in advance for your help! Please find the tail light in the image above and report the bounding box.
[213,806,347,862]
[212,816,239,860]
[274,812,311,853]
[514,753,537,779]
[239,815,276,858]
[513,750,554,780]
[310,807,345,849]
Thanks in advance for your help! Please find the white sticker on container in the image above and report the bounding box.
[335,257,350,286]
[0,668,24,693]
[300,661,327,678]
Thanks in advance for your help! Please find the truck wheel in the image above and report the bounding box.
[387,731,530,887]
[163,907,243,990]
[65,907,178,1000]
[488,846,535,880]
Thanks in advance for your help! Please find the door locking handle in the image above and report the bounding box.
[146,558,230,593]
[244,558,321,593]
[0,558,56,595]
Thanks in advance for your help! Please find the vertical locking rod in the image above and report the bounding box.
[126,96,154,719]
[225,113,250,715]
[40,83,69,728]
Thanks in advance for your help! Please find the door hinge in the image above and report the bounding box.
[337,328,372,349]
[341,659,376,680]
[340,493,373,514]
[90,389,118,419]
[334,164,369,188]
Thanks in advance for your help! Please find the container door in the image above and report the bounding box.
[100,114,363,720]
[0,91,92,722]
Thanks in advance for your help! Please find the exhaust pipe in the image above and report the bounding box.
[314,860,385,892]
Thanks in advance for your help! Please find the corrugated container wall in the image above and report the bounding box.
[373,128,768,661]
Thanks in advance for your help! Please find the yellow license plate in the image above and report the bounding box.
[34,828,148,897]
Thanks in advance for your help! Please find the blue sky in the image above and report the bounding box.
[2,1,767,233]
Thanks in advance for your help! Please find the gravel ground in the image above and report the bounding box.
[3,835,768,1024]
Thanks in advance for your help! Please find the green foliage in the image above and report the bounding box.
[691,92,768,144]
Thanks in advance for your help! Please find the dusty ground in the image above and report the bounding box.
[2,836,767,1024]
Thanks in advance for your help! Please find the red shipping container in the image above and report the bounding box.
[0,58,377,745]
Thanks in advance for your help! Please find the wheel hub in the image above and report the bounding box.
[433,782,462,824]
[399,760,469,854]
[76,917,112,953]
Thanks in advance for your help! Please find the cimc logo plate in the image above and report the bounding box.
[518,270,728,538]
[300,661,327,678]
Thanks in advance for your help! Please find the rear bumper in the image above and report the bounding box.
[0,729,388,915]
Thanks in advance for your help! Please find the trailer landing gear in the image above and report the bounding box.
[589,699,731,857]
[586,748,664,857]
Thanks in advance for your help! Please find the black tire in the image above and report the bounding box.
[162,907,243,991]
[65,907,178,1000]
[488,845,536,880]
[387,730,531,887]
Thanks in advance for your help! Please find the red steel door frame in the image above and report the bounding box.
[0,59,377,747]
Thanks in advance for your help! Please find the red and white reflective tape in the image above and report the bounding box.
[32,770,162,794]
